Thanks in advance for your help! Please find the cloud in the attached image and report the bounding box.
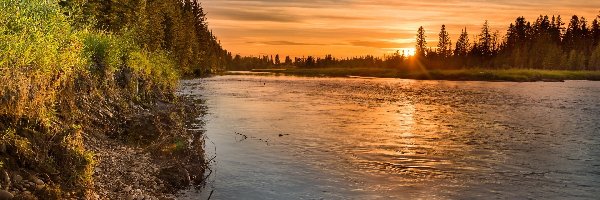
[247,41,325,45]
[349,40,412,48]
[208,7,301,22]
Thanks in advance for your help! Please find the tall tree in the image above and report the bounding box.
[563,15,582,51]
[284,56,292,65]
[476,20,494,56]
[416,26,427,58]
[437,24,452,58]
[275,54,281,65]
[454,28,470,57]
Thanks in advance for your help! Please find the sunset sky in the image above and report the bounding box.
[202,0,600,58]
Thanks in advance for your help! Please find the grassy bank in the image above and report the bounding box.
[0,1,205,199]
[250,68,600,81]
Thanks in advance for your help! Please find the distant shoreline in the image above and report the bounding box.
[223,68,600,82]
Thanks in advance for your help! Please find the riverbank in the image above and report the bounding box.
[0,94,208,200]
[89,97,207,200]
[245,68,600,82]
[0,2,208,199]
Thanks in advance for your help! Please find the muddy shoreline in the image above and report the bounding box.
[88,97,208,200]
[0,95,208,200]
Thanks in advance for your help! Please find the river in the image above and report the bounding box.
[179,75,600,199]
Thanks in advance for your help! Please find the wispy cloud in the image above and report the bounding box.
[247,41,325,46]
[350,40,412,48]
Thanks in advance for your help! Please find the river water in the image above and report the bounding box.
[179,75,600,199]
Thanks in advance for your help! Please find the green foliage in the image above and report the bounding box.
[0,0,83,124]
[0,0,208,197]
[76,0,231,75]
[589,44,600,70]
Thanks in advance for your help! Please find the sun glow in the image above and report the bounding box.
[397,48,416,56]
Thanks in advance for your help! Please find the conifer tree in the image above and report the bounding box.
[454,28,470,57]
[437,24,452,58]
[416,26,427,58]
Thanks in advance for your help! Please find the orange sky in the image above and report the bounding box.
[202,0,600,58]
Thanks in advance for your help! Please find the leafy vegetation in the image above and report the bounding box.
[0,0,224,198]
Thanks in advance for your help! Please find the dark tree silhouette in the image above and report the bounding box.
[416,26,427,58]
[437,24,452,58]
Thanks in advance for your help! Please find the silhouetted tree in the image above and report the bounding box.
[416,26,427,58]
[284,56,292,66]
[437,24,452,58]
[275,54,281,65]
[454,28,470,57]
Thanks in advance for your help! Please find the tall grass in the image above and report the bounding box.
[0,0,181,197]
[0,0,83,125]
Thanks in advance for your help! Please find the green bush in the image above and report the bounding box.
[0,0,83,125]
[0,0,183,197]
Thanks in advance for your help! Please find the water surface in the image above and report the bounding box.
[180,75,600,199]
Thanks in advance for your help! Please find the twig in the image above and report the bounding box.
[207,189,214,200]
[207,155,217,163]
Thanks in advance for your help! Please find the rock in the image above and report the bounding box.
[35,184,44,190]
[123,186,132,193]
[11,175,22,184]
[0,143,6,153]
[33,179,44,186]
[157,166,190,190]
[126,194,135,200]
[0,190,13,200]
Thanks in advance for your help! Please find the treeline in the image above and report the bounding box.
[62,0,231,75]
[228,13,600,71]
[228,54,409,70]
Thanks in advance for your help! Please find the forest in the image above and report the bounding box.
[228,14,600,71]
[66,0,232,75]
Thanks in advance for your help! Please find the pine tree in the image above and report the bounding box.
[477,20,494,56]
[275,54,281,65]
[592,18,600,46]
[437,24,452,58]
[416,26,427,57]
[454,28,470,57]
[564,15,582,52]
